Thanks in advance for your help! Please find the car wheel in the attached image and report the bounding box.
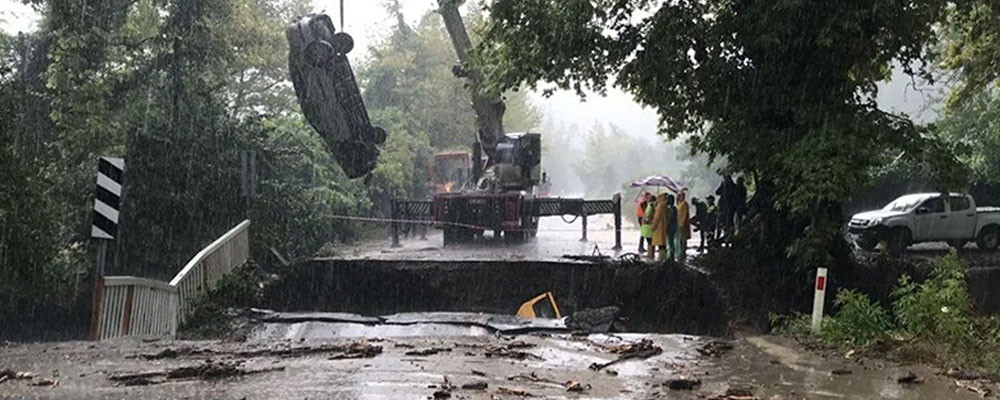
[887,228,911,255]
[947,240,967,250]
[331,32,354,55]
[977,226,999,250]
[304,40,335,67]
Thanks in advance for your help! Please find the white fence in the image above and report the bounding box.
[91,220,250,340]
[169,220,251,324]
[92,277,178,340]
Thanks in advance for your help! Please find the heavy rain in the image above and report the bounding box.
[1,0,1000,398]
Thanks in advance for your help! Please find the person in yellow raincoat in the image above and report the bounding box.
[650,193,672,261]
[675,190,691,261]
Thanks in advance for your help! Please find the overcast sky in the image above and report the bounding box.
[1,0,941,140]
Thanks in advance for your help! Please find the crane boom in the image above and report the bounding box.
[437,0,505,171]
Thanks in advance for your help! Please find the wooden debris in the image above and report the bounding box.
[589,338,662,370]
[954,380,991,398]
[564,380,591,392]
[405,347,452,356]
[495,386,533,397]
[462,381,488,390]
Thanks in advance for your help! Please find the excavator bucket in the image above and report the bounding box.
[286,14,386,178]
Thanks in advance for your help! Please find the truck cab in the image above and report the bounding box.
[848,193,1000,253]
[428,152,472,194]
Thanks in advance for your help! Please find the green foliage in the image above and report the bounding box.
[359,10,478,150]
[0,0,379,334]
[368,108,435,204]
[772,252,1000,374]
[249,115,373,259]
[941,0,1000,112]
[0,33,85,323]
[770,291,893,349]
[358,5,543,149]
[178,264,261,339]
[892,251,975,346]
[822,290,894,347]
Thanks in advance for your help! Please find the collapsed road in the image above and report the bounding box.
[0,312,987,399]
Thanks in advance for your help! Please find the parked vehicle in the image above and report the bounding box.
[848,193,1000,253]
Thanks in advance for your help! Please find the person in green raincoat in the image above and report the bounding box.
[640,193,655,256]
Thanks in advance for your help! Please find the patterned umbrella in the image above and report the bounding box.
[629,175,686,194]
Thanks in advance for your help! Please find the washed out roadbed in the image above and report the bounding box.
[0,333,985,399]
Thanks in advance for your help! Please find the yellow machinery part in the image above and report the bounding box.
[516,291,561,319]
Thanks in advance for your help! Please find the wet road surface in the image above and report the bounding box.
[0,313,990,399]
[335,215,706,263]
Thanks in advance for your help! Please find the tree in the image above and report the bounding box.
[359,5,542,152]
[475,0,967,267]
[937,0,1000,186]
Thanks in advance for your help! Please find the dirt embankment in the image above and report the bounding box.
[262,249,1000,338]
[262,259,729,336]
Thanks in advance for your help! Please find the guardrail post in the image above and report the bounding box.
[613,193,622,250]
[391,199,401,248]
[89,276,104,340]
[580,213,588,242]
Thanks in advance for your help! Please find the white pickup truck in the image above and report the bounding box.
[848,193,1000,253]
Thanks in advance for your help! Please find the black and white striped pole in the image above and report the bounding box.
[91,156,124,277]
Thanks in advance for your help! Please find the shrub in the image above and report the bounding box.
[823,289,894,347]
[891,250,974,346]
[178,264,261,339]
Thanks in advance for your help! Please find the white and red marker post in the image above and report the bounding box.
[811,267,828,334]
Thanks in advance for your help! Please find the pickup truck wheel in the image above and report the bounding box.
[977,226,999,250]
[887,228,911,255]
[947,240,967,250]
[855,236,878,251]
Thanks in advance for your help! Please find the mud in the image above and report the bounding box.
[262,259,728,336]
[0,334,987,399]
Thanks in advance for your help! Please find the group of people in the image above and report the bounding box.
[712,174,748,242]
[636,191,691,262]
[635,174,750,262]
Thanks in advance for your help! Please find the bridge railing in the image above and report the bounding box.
[92,220,251,340]
[91,276,178,340]
[169,219,251,325]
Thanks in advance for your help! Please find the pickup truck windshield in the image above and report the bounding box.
[884,197,921,212]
